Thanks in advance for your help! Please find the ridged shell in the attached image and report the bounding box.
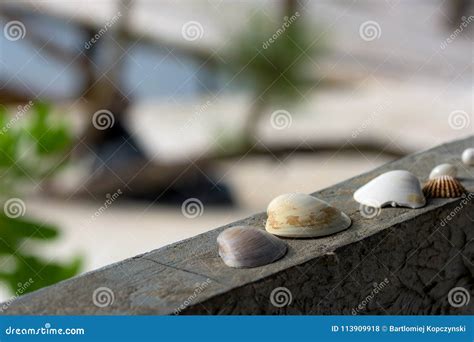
[462,148,474,166]
[265,193,351,238]
[217,226,287,268]
[354,170,425,209]
[422,175,466,198]
[429,163,457,179]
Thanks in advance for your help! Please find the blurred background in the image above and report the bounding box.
[0,0,472,301]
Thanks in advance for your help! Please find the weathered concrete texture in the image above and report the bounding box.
[182,199,474,314]
[2,136,474,315]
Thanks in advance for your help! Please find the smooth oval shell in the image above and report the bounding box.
[429,163,457,179]
[265,193,351,238]
[217,226,287,268]
[354,170,426,209]
[423,175,466,198]
[462,148,474,165]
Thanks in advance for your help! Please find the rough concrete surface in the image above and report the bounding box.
[2,136,473,315]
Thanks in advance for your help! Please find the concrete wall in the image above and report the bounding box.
[2,137,473,315]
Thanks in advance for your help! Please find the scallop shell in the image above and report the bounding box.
[354,170,425,209]
[429,163,457,179]
[422,175,466,198]
[462,148,474,166]
[265,193,351,238]
[217,226,287,268]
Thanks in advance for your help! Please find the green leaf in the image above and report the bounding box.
[0,254,82,295]
[0,214,58,240]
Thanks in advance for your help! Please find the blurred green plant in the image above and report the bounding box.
[0,103,81,296]
[227,8,326,147]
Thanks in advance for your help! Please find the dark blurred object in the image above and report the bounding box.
[446,0,474,29]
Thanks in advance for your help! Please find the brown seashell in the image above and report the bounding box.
[422,176,466,198]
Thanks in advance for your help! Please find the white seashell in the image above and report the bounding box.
[354,170,425,209]
[265,193,351,238]
[217,226,287,268]
[462,148,474,165]
[429,163,457,179]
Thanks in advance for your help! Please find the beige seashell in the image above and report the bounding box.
[265,193,351,238]
[422,175,466,198]
[217,226,287,268]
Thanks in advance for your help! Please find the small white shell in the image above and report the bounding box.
[265,193,351,238]
[354,170,425,209]
[462,148,474,165]
[217,226,287,268]
[429,163,457,179]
